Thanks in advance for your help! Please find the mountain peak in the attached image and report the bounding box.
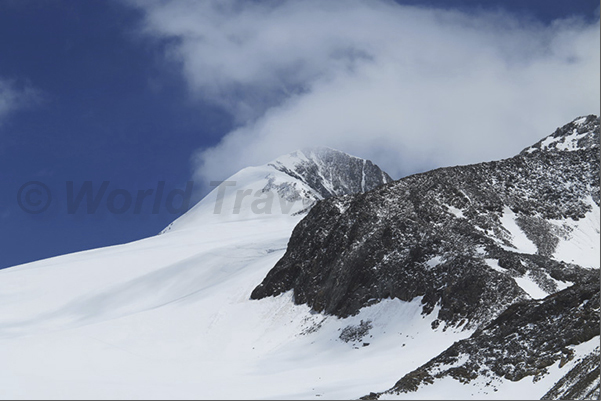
[162,147,392,232]
[268,147,393,200]
[521,114,599,155]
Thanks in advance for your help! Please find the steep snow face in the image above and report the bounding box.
[162,147,391,233]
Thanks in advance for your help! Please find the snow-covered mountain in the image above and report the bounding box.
[0,148,409,400]
[0,117,598,399]
[162,147,391,232]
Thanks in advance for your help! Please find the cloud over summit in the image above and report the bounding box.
[134,0,600,184]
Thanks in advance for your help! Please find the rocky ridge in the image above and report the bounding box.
[251,115,600,398]
[252,116,599,325]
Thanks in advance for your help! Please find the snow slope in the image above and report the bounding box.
[549,197,600,268]
[0,149,461,400]
[0,208,467,399]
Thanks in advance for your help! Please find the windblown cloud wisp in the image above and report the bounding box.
[134,0,600,183]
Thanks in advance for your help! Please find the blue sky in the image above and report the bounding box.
[0,0,599,269]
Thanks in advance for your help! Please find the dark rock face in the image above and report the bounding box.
[252,116,600,330]
[254,147,393,217]
[377,280,599,398]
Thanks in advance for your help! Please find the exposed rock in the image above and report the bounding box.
[375,279,599,398]
[252,116,599,330]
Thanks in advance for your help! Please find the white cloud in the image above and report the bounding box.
[0,79,39,127]
[133,0,600,183]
